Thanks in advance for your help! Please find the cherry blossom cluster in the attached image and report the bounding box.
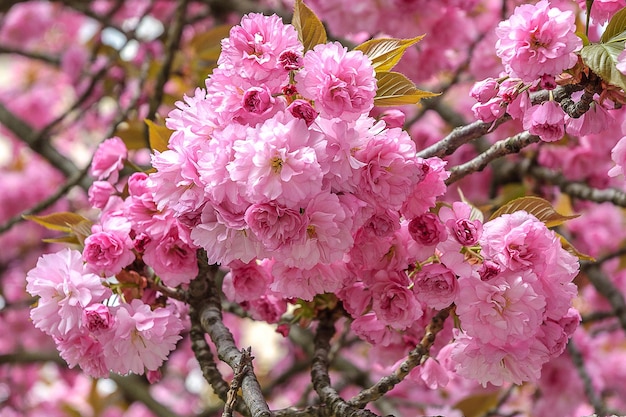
[22,8,582,389]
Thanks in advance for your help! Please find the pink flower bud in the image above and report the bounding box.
[287,99,318,126]
[242,86,274,114]
[83,303,113,333]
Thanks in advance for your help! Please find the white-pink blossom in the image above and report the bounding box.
[26,248,111,338]
[102,300,183,375]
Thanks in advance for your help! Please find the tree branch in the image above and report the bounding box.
[311,310,381,417]
[348,306,452,408]
[0,102,90,188]
[188,251,270,417]
[416,116,511,160]
[445,131,541,185]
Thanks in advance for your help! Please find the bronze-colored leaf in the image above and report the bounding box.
[558,233,595,262]
[145,119,173,153]
[354,35,424,72]
[23,212,91,233]
[489,196,579,227]
[292,0,327,52]
[374,71,439,106]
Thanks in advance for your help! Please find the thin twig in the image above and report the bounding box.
[445,131,541,185]
[348,306,452,408]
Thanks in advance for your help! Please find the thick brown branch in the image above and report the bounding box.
[188,251,270,417]
[311,310,381,417]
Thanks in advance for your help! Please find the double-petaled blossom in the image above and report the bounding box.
[495,0,581,82]
[26,248,111,338]
[295,41,376,121]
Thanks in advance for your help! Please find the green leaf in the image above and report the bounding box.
[145,119,173,153]
[292,0,327,52]
[374,71,439,106]
[24,212,92,233]
[580,42,626,91]
[488,196,579,227]
[354,35,425,72]
[601,6,626,42]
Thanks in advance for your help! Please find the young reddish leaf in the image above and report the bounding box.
[145,119,173,153]
[23,212,92,233]
[488,196,579,227]
[354,35,425,72]
[374,71,439,106]
[292,0,327,52]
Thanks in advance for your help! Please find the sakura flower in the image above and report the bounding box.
[103,299,183,375]
[218,13,302,90]
[26,248,111,338]
[222,259,273,303]
[354,127,421,210]
[56,330,109,378]
[279,191,353,269]
[438,201,483,246]
[495,0,581,82]
[401,157,449,218]
[270,261,347,301]
[470,77,499,103]
[456,271,546,346]
[227,112,325,207]
[370,270,423,330]
[83,228,135,277]
[142,225,198,287]
[295,41,376,121]
[244,201,307,251]
[408,212,447,246]
[523,101,566,142]
[90,136,128,183]
[609,136,626,177]
[413,263,459,310]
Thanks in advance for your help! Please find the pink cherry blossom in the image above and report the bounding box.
[456,271,546,346]
[413,263,459,310]
[227,112,324,207]
[88,180,117,209]
[56,330,109,378]
[354,127,421,210]
[295,41,376,121]
[401,157,449,218]
[90,136,128,183]
[278,191,353,269]
[222,259,273,303]
[103,299,183,375]
[83,228,135,278]
[218,13,302,90]
[370,270,423,330]
[26,248,111,338]
[244,201,307,251]
[522,101,566,142]
[270,261,347,301]
[495,0,581,81]
[609,136,626,177]
[142,225,198,287]
[408,212,448,246]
